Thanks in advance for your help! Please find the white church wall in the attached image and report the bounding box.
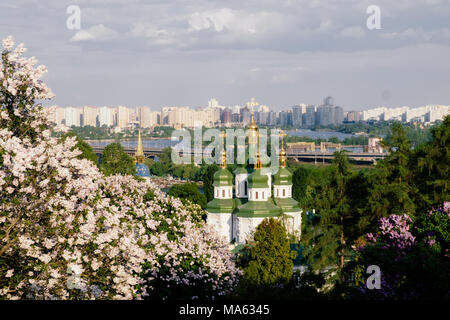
[207,212,233,243]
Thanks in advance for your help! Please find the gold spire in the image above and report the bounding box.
[279,129,287,168]
[220,130,227,169]
[134,129,145,164]
[248,97,258,131]
[254,130,261,170]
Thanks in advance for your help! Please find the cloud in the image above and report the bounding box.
[70,24,118,42]
[187,8,284,36]
[341,26,366,38]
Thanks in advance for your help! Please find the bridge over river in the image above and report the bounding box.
[91,146,388,165]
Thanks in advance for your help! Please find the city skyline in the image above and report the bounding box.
[47,99,450,130]
[1,1,450,110]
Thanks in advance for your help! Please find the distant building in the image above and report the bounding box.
[302,105,316,128]
[362,105,450,123]
[222,107,232,125]
[345,111,363,122]
[117,106,130,129]
[291,105,305,127]
[334,106,344,125]
[240,106,251,124]
[81,106,98,127]
[366,137,384,153]
[99,106,114,127]
[278,110,292,126]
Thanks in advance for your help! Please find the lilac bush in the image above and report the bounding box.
[0,36,240,300]
[354,204,449,299]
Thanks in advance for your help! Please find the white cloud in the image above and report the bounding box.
[341,26,366,38]
[187,8,284,36]
[70,24,118,42]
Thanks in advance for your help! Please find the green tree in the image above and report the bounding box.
[238,218,297,296]
[292,166,309,206]
[302,151,354,282]
[168,182,207,209]
[365,122,416,222]
[150,161,165,176]
[101,142,136,176]
[203,164,219,202]
[59,132,98,166]
[413,116,450,210]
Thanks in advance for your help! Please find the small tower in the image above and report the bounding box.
[206,131,235,242]
[273,129,302,238]
[234,121,282,244]
[134,129,151,178]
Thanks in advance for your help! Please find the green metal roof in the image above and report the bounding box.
[206,198,235,213]
[274,197,300,212]
[273,167,292,185]
[247,170,268,188]
[236,200,282,217]
[213,168,233,186]
[234,166,248,174]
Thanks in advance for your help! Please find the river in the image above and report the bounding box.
[86,130,363,152]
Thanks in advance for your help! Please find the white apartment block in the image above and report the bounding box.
[362,105,450,123]
[137,106,159,128]
[82,106,98,127]
[98,106,115,127]
[65,106,81,127]
[117,106,130,129]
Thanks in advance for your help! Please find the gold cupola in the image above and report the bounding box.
[279,129,287,168]
[248,97,259,146]
[220,130,227,168]
[134,129,145,165]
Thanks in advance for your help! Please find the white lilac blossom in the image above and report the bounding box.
[0,36,240,300]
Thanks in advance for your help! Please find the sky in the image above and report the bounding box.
[1,0,449,111]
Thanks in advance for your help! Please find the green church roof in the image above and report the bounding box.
[206,198,235,214]
[234,166,248,175]
[213,168,233,187]
[274,197,300,212]
[273,167,292,185]
[236,200,282,218]
[247,170,268,188]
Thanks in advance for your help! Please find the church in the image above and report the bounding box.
[206,114,302,245]
[133,130,151,178]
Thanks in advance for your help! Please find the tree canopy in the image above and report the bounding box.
[101,142,136,176]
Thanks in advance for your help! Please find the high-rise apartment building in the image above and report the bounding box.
[222,107,232,124]
[65,106,81,127]
[81,106,98,127]
[291,104,306,127]
[302,105,316,127]
[98,106,114,127]
[117,106,130,129]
